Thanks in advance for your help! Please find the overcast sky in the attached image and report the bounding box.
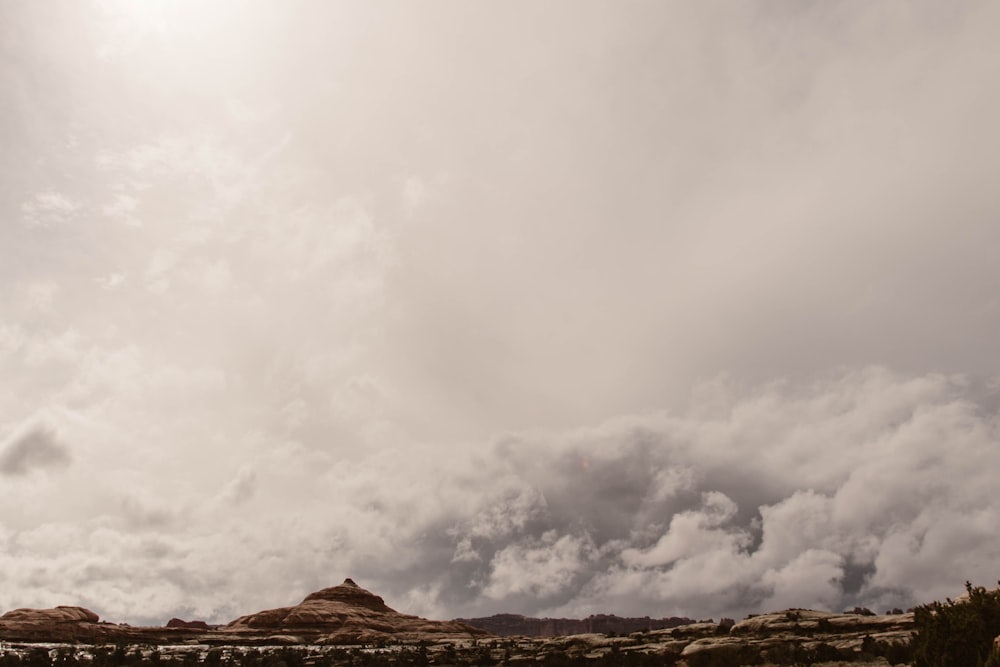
[2,0,1000,626]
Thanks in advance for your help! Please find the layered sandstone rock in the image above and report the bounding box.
[730,608,914,636]
[0,605,211,644]
[223,579,487,643]
[0,606,103,642]
[1,606,99,624]
[0,580,485,646]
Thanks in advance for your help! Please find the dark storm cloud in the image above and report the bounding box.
[0,426,71,476]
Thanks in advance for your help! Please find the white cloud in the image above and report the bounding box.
[21,191,80,227]
[96,273,127,290]
[21,281,59,314]
[102,193,141,227]
[484,531,597,600]
[622,492,743,569]
[760,549,845,612]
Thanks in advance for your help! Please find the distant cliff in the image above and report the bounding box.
[454,612,697,637]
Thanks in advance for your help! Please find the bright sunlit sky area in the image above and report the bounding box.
[2,0,1000,625]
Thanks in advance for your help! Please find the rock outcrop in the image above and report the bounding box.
[1,606,99,624]
[675,609,915,662]
[166,618,212,630]
[0,580,485,646]
[225,579,486,643]
[0,606,211,644]
[0,606,105,643]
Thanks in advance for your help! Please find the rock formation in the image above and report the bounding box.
[165,618,212,630]
[225,578,486,643]
[1,606,99,624]
[0,606,208,644]
[0,580,485,646]
[0,606,103,643]
[0,595,925,665]
[455,612,697,637]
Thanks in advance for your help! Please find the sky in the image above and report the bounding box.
[2,0,1000,626]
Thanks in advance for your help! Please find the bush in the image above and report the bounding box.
[912,581,1000,667]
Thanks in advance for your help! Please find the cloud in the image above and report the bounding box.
[20,191,80,227]
[0,426,71,476]
[102,193,141,227]
[0,367,996,624]
[21,281,59,315]
[483,531,597,600]
[392,368,998,620]
[96,272,126,290]
[220,467,256,505]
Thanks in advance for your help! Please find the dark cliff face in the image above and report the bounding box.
[166,618,212,630]
[455,613,697,637]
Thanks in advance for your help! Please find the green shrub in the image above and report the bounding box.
[912,581,1000,667]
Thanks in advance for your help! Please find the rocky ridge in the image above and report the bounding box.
[455,612,697,637]
[0,580,484,646]
[0,581,921,664]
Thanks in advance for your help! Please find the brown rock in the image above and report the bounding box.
[1,606,99,623]
[225,578,487,643]
[0,606,109,643]
[0,579,485,646]
[302,579,393,612]
[166,618,212,630]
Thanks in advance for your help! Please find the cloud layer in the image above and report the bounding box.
[1,368,999,624]
[1,1,999,625]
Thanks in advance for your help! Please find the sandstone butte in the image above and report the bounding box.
[0,579,486,645]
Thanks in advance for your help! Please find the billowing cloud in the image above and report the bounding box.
[2,367,998,625]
